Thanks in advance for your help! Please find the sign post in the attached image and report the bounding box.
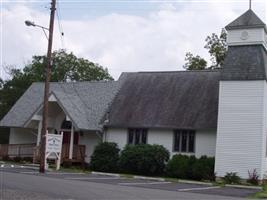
[45,133,63,170]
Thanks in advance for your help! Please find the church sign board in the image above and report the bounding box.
[45,133,63,170]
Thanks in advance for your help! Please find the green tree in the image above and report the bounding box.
[204,28,227,68]
[184,28,228,70]
[0,50,113,143]
[183,52,207,70]
[23,49,113,82]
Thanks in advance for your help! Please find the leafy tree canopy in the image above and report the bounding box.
[183,52,207,70]
[204,28,227,68]
[184,28,228,70]
[23,49,113,82]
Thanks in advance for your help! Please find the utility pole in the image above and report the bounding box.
[39,0,56,173]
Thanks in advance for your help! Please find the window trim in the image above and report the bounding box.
[127,128,148,145]
[173,130,195,153]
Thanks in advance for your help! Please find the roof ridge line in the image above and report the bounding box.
[135,70,221,73]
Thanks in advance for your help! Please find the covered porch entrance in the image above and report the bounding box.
[33,120,86,164]
[26,94,86,164]
[61,130,85,163]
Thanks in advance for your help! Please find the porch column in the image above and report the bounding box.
[69,124,74,159]
[37,120,42,146]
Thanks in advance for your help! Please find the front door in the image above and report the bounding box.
[62,131,79,159]
[62,132,79,145]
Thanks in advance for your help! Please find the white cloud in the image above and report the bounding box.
[1,1,266,79]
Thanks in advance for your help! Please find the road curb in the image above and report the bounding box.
[91,171,121,177]
[91,172,216,186]
[225,184,262,190]
[133,176,165,181]
[178,179,213,186]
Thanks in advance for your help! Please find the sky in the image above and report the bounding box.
[1,0,267,80]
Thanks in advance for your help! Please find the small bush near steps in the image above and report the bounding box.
[90,142,120,172]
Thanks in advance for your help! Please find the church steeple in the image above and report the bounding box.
[225,9,267,49]
[221,10,267,80]
[226,9,266,31]
[215,7,267,181]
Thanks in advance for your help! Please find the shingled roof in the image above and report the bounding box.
[105,71,220,130]
[221,45,267,80]
[225,9,266,31]
[0,81,121,131]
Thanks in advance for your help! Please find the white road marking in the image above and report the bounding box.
[119,181,172,185]
[20,171,40,174]
[10,165,14,168]
[178,186,220,192]
[47,172,85,175]
[0,165,4,168]
[65,177,124,180]
[91,171,121,177]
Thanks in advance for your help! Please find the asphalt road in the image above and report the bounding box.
[0,170,245,200]
[0,163,260,200]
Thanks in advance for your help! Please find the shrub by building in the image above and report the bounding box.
[90,142,120,172]
[166,154,215,181]
[119,144,170,176]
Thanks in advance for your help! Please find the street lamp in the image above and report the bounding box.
[25,20,49,39]
[24,0,56,173]
[25,20,49,30]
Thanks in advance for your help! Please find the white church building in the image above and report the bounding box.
[1,9,267,180]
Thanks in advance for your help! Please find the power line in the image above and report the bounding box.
[56,0,65,49]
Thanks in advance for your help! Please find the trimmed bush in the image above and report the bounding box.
[119,144,170,176]
[90,142,120,172]
[191,156,215,181]
[166,155,215,181]
[166,154,193,179]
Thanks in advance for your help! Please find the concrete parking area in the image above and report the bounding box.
[0,164,262,198]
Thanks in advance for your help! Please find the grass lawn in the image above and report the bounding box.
[251,185,267,199]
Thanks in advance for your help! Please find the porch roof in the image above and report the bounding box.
[0,80,121,131]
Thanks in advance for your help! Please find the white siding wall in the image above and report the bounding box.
[215,81,267,179]
[148,129,216,157]
[79,132,102,163]
[262,82,267,177]
[105,128,216,158]
[105,128,128,150]
[195,130,217,158]
[227,28,267,49]
[147,129,174,156]
[9,128,37,144]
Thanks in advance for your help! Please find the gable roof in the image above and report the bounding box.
[221,45,267,80]
[105,71,220,130]
[0,81,121,131]
[225,9,266,31]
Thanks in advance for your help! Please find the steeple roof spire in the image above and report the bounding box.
[226,9,266,31]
